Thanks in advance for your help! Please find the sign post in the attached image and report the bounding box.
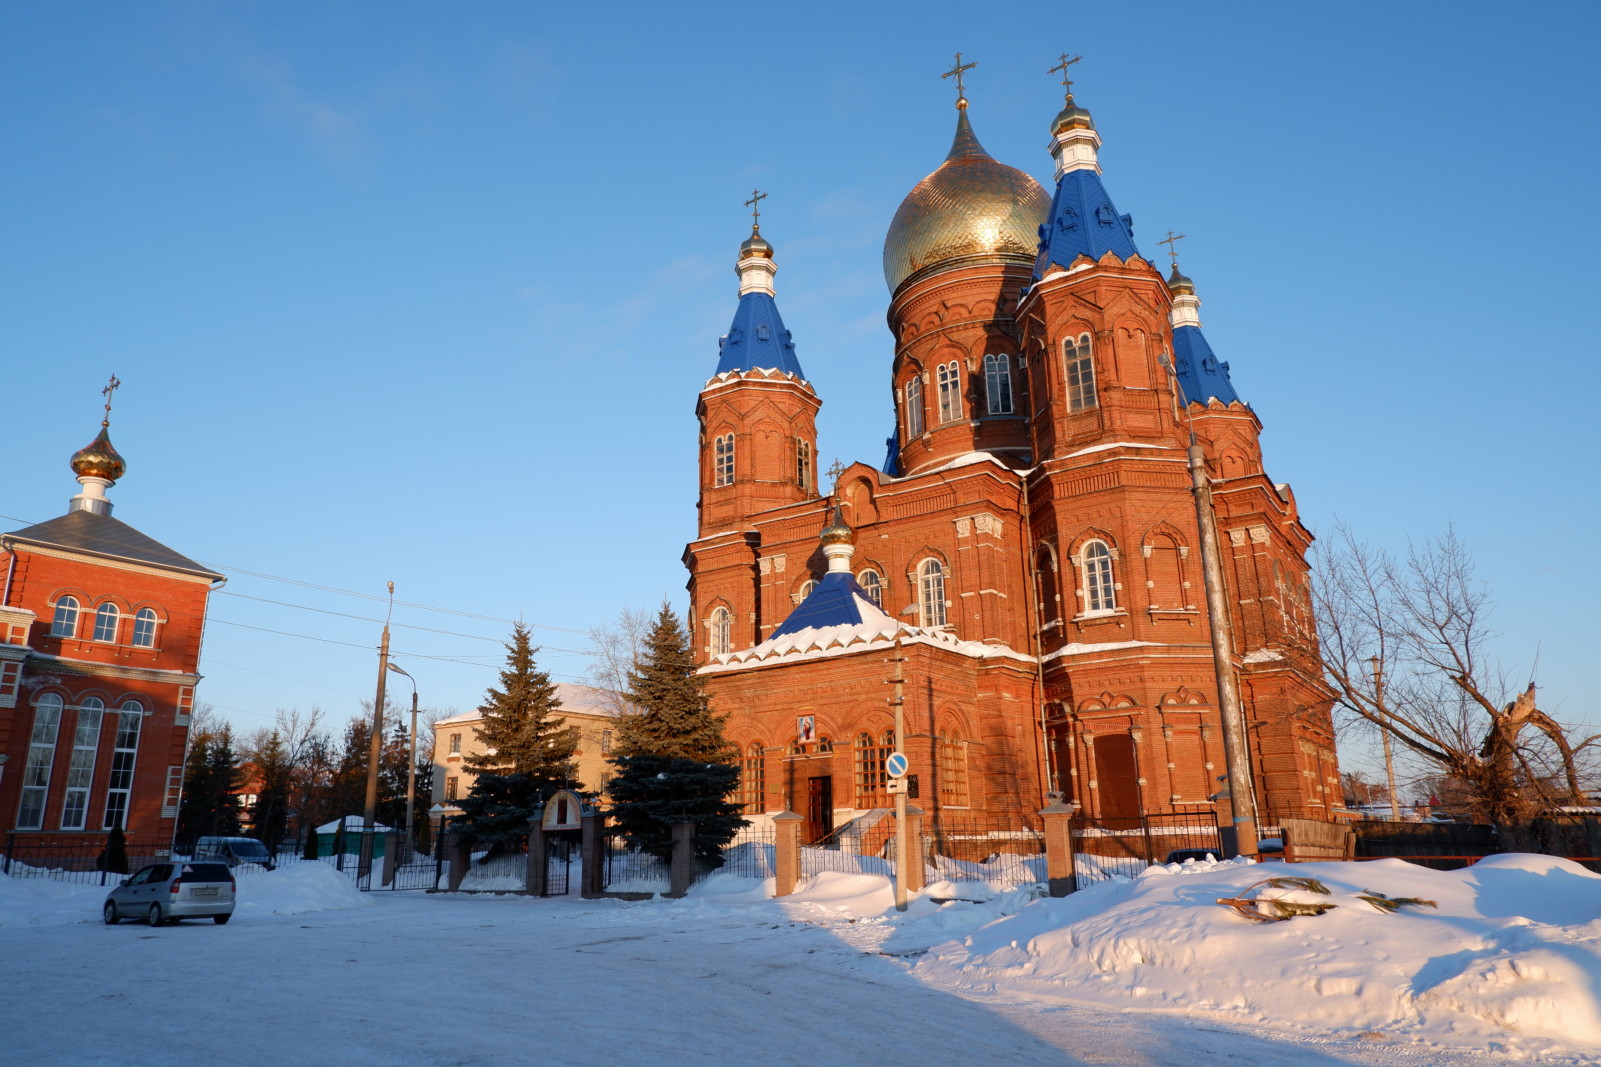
[888,638,909,912]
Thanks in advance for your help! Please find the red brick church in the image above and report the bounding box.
[686,70,1339,841]
[0,385,222,849]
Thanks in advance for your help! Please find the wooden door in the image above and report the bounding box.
[805,776,833,844]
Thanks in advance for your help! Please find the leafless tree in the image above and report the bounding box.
[583,604,652,715]
[1311,522,1596,823]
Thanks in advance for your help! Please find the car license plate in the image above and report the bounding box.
[193,887,218,897]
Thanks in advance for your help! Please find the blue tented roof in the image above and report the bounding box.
[715,291,806,378]
[1033,168,1139,278]
[881,428,902,477]
[1171,324,1241,406]
[769,571,881,639]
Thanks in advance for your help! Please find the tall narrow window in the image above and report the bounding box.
[918,559,947,628]
[446,777,459,801]
[601,730,612,755]
[713,433,735,486]
[131,608,159,648]
[984,354,1013,414]
[938,733,969,805]
[709,606,732,656]
[449,733,461,754]
[740,742,766,813]
[51,597,79,638]
[854,731,893,802]
[18,694,64,830]
[1065,334,1098,412]
[795,439,812,492]
[857,570,883,608]
[937,361,963,423]
[1082,540,1117,614]
[904,375,924,438]
[102,701,143,830]
[92,603,120,643]
[61,697,105,830]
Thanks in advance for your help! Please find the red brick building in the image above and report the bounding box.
[0,398,223,849]
[685,80,1338,841]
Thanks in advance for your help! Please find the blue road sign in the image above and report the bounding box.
[886,751,908,778]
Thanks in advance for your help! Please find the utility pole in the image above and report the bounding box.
[359,581,394,880]
[890,637,908,912]
[1186,435,1260,858]
[387,661,419,849]
[1370,656,1400,820]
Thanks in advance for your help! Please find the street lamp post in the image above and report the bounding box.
[388,661,420,850]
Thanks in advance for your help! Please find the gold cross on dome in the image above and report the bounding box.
[942,53,976,102]
[744,189,767,230]
[1048,53,1082,101]
[1159,230,1187,269]
[100,373,122,426]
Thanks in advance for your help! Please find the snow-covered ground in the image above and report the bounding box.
[1,854,1597,1065]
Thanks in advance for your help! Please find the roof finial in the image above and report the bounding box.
[825,458,847,498]
[942,52,976,110]
[744,188,767,234]
[1159,230,1187,271]
[1048,52,1082,104]
[100,373,121,429]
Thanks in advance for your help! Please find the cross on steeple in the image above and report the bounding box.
[1048,53,1082,102]
[942,53,976,106]
[825,458,846,495]
[744,188,767,231]
[1159,230,1187,270]
[100,374,121,427]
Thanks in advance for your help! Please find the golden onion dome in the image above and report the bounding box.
[819,505,855,546]
[1167,264,1195,295]
[1052,96,1096,135]
[70,424,126,482]
[883,108,1050,294]
[738,227,774,260]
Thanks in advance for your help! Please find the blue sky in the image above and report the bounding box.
[4,2,1596,768]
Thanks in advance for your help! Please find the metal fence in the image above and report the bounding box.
[922,812,1046,894]
[1,834,176,887]
[710,827,776,881]
[1070,807,1223,885]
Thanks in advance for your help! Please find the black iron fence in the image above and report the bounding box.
[710,826,776,882]
[1,834,176,887]
[1070,807,1223,885]
[923,811,1046,893]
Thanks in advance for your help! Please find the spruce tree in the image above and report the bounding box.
[455,623,578,850]
[607,604,744,864]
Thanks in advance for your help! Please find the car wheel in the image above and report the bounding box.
[213,914,231,925]
[147,903,165,926]
[103,901,120,925]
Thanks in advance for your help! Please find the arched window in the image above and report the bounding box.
[19,693,64,830]
[51,596,79,638]
[713,433,735,486]
[1065,333,1097,412]
[102,700,143,830]
[92,603,120,643]
[983,354,1013,414]
[740,742,766,813]
[857,570,883,608]
[709,606,732,657]
[131,608,159,648]
[796,579,817,603]
[854,731,893,801]
[61,696,105,830]
[904,375,924,438]
[938,732,969,805]
[1081,540,1117,614]
[937,361,963,423]
[918,559,947,628]
[795,439,812,492]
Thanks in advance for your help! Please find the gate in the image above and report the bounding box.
[539,837,573,896]
[342,832,440,891]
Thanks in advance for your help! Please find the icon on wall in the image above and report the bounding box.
[797,715,816,744]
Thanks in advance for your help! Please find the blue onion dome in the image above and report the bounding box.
[883,108,1050,294]
[70,424,126,482]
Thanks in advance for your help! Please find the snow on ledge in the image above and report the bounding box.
[1041,639,1161,664]
[700,619,1033,674]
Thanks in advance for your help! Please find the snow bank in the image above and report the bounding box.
[234,862,374,917]
[907,853,1601,1058]
[0,871,108,926]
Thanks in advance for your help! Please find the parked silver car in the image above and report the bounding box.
[193,835,275,870]
[103,861,236,926]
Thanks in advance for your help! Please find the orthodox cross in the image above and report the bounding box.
[1048,53,1082,101]
[942,53,976,102]
[1159,230,1187,270]
[744,188,767,230]
[825,458,847,496]
[100,373,122,426]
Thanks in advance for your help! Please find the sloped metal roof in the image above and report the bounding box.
[4,510,222,579]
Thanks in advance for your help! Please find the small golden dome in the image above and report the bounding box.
[70,424,126,482]
[883,109,1050,294]
[739,227,774,260]
[819,505,855,546]
[1167,265,1195,295]
[1052,97,1096,134]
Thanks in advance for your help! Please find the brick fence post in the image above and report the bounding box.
[667,822,696,899]
[446,833,471,892]
[904,804,925,894]
[526,816,548,896]
[580,810,606,898]
[771,812,802,897]
[1039,801,1080,897]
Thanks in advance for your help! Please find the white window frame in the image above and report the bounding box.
[918,559,948,628]
[713,433,735,487]
[796,438,812,492]
[983,354,1013,414]
[1066,333,1097,412]
[92,603,119,643]
[709,606,732,657]
[102,700,143,830]
[937,361,963,423]
[19,693,64,830]
[51,597,79,638]
[1081,540,1118,615]
[132,607,159,648]
[60,697,105,830]
[904,375,924,439]
[857,569,883,608]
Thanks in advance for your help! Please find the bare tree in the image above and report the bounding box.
[583,604,653,715]
[1312,523,1596,823]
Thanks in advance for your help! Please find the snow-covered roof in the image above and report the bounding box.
[315,815,396,833]
[434,682,627,727]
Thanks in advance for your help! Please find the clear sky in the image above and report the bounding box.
[4,2,1596,765]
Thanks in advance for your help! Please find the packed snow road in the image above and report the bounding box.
[0,877,1532,1067]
